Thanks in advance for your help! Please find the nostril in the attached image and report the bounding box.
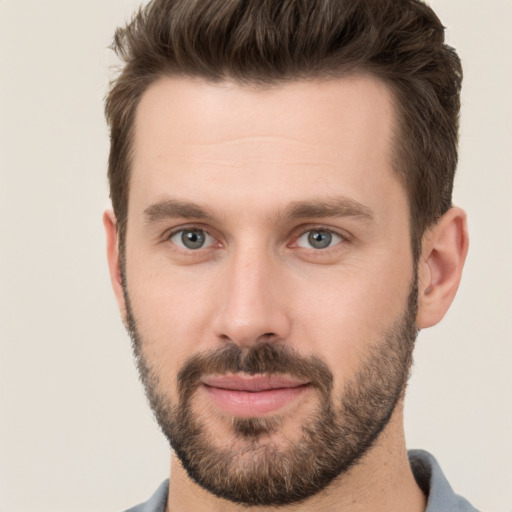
[260,333,280,342]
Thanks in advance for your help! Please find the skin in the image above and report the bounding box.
[104,75,468,512]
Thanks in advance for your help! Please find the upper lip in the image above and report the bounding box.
[201,374,309,392]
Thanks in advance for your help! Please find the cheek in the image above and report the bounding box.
[290,255,413,379]
[125,257,222,395]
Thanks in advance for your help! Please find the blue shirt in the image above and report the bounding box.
[124,449,480,511]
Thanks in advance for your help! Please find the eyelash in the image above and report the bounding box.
[291,227,345,250]
[164,224,349,253]
[166,225,220,252]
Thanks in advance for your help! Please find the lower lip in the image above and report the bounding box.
[202,384,310,417]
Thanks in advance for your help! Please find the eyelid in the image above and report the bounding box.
[296,230,343,249]
[164,224,221,250]
[161,223,351,253]
[288,225,351,248]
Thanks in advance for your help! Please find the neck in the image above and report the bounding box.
[166,404,426,512]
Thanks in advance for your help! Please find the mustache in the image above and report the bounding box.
[177,343,333,401]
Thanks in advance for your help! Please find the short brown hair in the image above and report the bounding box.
[105,0,462,260]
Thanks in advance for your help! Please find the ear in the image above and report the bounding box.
[103,209,127,318]
[416,207,469,329]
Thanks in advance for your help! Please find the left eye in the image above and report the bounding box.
[296,229,343,249]
[169,229,215,250]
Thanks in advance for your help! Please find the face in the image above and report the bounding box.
[119,76,418,505]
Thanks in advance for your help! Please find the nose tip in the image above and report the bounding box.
[212,254,291,348]
[215,300,291,348]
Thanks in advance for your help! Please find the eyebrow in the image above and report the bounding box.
[143,196,374,224]
[284,197,374,221]
[144,199,214,222]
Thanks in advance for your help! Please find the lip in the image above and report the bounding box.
[201,374,310,416]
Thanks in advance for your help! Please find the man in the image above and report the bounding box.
[103,0,477,510]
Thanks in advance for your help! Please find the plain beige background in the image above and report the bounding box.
[1,1,511,511]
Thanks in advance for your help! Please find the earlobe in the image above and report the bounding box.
[416,207,469,329]
[103,209,127,316]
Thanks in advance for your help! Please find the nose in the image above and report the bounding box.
[212,247,291,348]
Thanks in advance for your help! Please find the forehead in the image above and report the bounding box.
[133,74,396,151]
[130,75,403,219]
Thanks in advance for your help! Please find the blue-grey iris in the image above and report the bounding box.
[182,229,206,249]
[308,230,332,249]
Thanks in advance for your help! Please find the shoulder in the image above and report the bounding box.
[122,480,169,512]
[408,450,481,512]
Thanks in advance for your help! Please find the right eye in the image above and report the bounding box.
[169,228,215,250]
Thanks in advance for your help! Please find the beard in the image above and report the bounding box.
[123,280,418,507]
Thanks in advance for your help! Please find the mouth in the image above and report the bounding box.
[200,374,311,417]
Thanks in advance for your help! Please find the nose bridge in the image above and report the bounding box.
[213,241,290,346]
